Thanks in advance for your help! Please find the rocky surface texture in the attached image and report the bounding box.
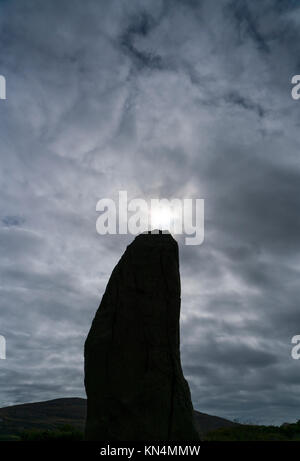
[84,232,200,441]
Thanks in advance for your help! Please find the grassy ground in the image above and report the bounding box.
[1,425,84,441]
[204,421,300,441]
[1,421,300,441]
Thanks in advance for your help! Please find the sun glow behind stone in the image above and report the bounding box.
[150,204,174,231]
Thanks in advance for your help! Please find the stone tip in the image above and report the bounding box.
[141,229,170,234]
[134,230,177,243]
[131,232,178,252]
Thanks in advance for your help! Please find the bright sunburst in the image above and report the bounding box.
[150,205,173,230]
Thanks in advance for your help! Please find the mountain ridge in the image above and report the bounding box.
[0,397,237,438]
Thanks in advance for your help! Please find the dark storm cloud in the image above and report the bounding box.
[2,215,25,226]
[121,11,164,70]
[0,0,300,424]
[229,0,271,53]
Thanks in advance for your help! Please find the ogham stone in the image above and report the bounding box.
[84,232,200,441]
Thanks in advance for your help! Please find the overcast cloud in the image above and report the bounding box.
[0,0,300,425]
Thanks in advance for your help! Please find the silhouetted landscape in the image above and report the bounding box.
[1,398,300,441]
[2,233,300,443]
[0,397,234,441]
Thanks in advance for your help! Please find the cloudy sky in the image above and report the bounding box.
[1,0,300,425]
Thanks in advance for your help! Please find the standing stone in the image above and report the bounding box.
[84,232,200,441]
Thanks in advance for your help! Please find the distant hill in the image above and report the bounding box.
[0,398,86,438]
[193,410,238,437]
[0,398,237,439]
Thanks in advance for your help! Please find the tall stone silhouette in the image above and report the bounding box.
[84,232,200,441]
